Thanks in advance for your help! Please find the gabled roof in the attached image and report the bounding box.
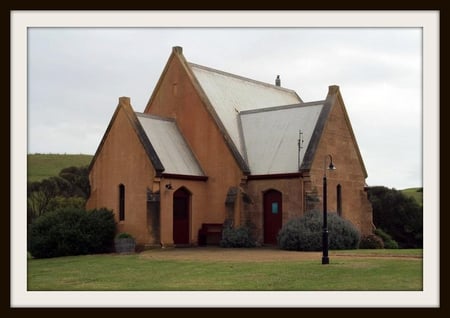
[143,47,367,178]
[240,102,324,175]
[189,62,366,177]
[89,97,205,178]
[136,113,205,177]
[89,97,164,174]
[190,63,302,160]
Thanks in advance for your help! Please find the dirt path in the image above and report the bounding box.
[139,247,422,262]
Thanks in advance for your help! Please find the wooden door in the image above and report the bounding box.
[173,188,190,245]
[263,190,282,245]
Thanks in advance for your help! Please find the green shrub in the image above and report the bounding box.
[28,207,115,258]
[277,211,360,251]
[116,232,133,239]
[374,228,399,249]
[367,186,422,248]
[383,240,400,249]
[359,234,384,249]
[82,208,117,253]
[220,223,256,248]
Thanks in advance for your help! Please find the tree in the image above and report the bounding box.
[59,165,90,198]
[367,186,422,248]
[27,177,71,223]
[27,165,91,224]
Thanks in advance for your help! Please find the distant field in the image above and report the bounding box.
[401,188,423,206]
[27,154,93,182]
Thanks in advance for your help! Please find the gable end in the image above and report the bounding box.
[299,91,335,171]
[89,97,165,176]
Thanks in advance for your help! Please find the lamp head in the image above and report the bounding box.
[328,162,336,170]
[324,154,336,174]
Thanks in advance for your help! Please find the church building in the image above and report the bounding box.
[86,46,374,248]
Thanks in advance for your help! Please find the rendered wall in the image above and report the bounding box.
[153,178,209,247]
[86,101,157,246]
[145,50,246,230]
[243,178,304,244]
[309,88,374,235]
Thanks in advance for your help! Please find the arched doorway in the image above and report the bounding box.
[263,189,282,245]
[173,187,190,245]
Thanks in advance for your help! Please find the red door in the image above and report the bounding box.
[263,190,282,245]
[173,188,190,245]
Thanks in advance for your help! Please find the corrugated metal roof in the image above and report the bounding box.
[190,63,302,158]
[136,113,204,176]
[240,103,324,175]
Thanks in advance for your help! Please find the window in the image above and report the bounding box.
[119,184,125,221]
[337,184,342,216]
[271,202,279,214]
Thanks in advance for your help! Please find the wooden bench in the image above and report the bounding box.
[198,223,223,246]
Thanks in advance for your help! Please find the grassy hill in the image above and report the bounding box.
[401,188,423,206]
[28,154,93,182]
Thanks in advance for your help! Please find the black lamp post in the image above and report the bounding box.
[322,154,336,265]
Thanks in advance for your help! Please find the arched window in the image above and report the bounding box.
[119,184,125,221]
[337,184,342,216]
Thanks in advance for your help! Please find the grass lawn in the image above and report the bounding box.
[27,249,422,291]
[27,153,93,182]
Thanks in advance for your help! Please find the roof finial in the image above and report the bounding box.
[275,75,281,87]
[172,46,183,54]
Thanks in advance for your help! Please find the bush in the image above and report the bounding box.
[28,207,115,258]
[116,232,133,239]
[220,224,256,248]
[367,186,422,248]
[374,228,399,249]
[277,211,360,251]
[359,234,384,249]
[82,208,117,253]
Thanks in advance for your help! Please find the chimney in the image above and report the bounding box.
[275,75,281,87]
[119,96,131,106]
[172,46,183,54]
[328,85,340,95]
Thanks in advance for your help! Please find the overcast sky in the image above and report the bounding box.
[27,27,422,190]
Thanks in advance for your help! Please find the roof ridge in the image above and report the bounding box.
[135,112,175,122]
[188,62,299,95]
[240,101,325,115]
